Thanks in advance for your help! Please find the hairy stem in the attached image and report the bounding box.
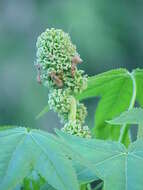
[68,96,77,122]
[119,71,136,143]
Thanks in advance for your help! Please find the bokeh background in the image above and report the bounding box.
[0,0,143,132]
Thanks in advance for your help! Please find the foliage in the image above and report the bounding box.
[0,28,143,190]
[0,127,79,190]
[108,108,143,125]
[56,130,143,190]
[77,69,140,145]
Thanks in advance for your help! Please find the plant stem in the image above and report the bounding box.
[118,71,136,143]
[68,96,77,122]
[80,184,87,190]
[87,184,92,190]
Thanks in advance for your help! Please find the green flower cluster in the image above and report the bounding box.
[62,121,91,138]
[36,28,91,138]
[48,89,71,122]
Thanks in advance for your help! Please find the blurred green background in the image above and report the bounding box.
[0,0,143,132]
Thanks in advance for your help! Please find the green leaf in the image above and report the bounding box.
[13,185,21,190]
[135,69,143,107]
[108,108,143,125]
[22,171,45,190]
[0,127,79,190]
[16,172,56,190]
[0,125,17,131]
[40,183,56,190]
[57,131,143,190]
[108,108,143,140]
[22,172,56,190]
[74,162,98,185]
[77,69,135,145]
[36,105,50,119]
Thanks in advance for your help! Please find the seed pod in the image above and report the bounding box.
[72,55,82,64]
[49,72,63,88]
[71,55,82,77]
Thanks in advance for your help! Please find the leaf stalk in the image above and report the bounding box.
[119,71,136,143]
